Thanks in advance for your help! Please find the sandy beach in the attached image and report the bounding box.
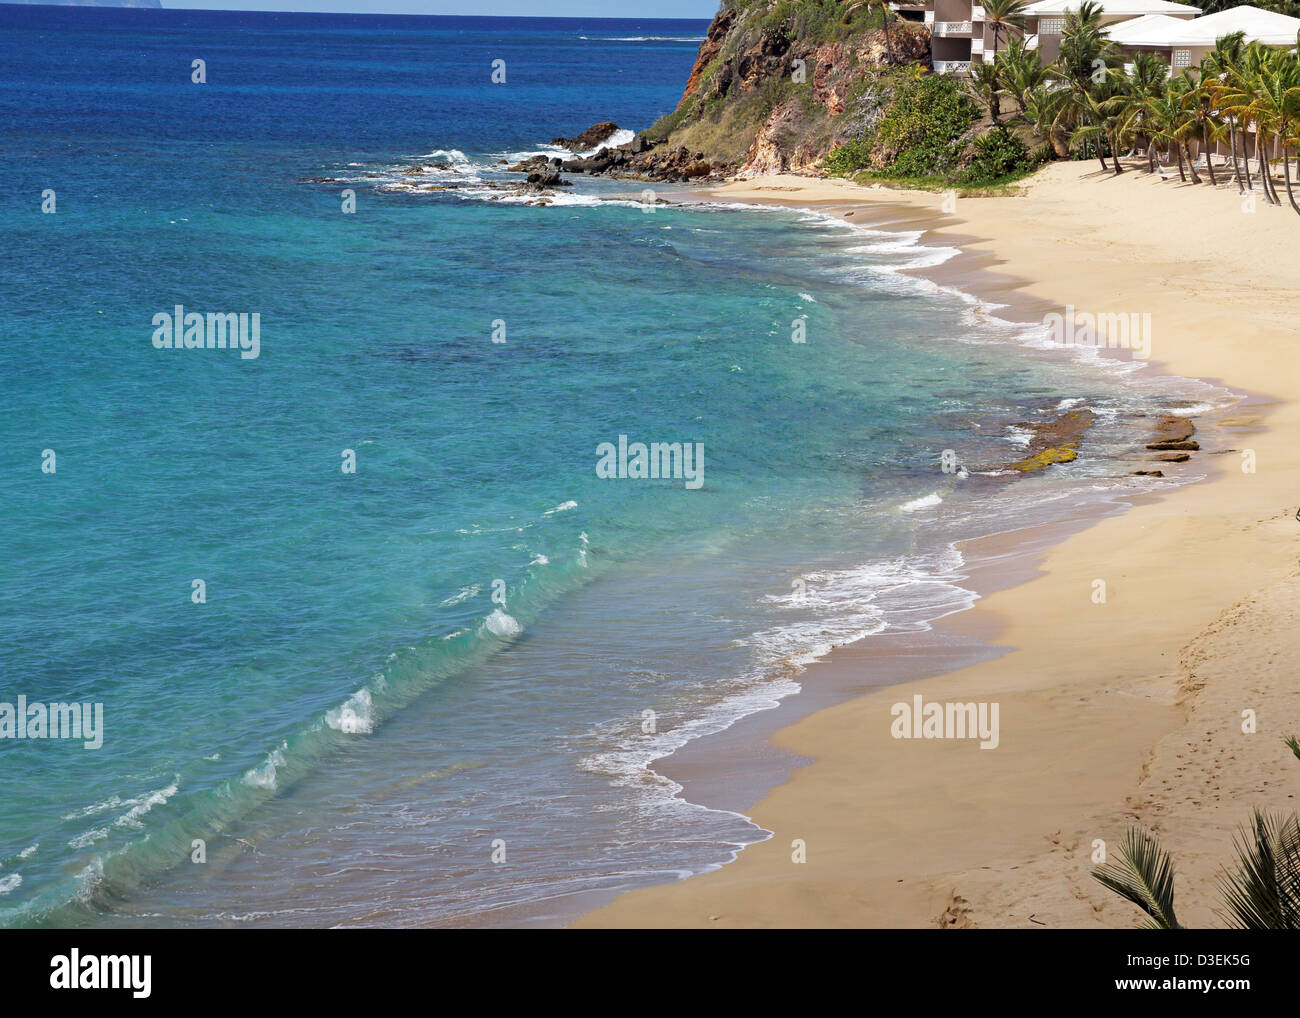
[577,160,1300,929]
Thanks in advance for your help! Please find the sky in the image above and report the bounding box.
[160,1,718,16]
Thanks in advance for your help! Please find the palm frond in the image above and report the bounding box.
[1218,810,1300,930]
[1091,826,1182,929]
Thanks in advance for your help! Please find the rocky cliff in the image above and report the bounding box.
[559,0,933,182]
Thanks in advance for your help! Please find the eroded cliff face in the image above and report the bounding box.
[661,2,930,178]
[553,2,932,183]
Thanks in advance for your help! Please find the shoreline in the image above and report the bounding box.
[576,162,1300,928]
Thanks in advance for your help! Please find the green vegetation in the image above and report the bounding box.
[649,0,1300,204]
[1093,738,1300,929]
[819,0,1300,209]
[1198,0,1300,14]
[957,127,1038,186]
[1015,2,1300,213]
[824,71,979,178]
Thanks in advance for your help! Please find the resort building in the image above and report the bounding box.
[1105,4,1300,69]
[1022,0,1201,62]
[894,0,1200,73]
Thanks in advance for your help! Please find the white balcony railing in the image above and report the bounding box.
[933,20,974,35]
[971,38,985,54]
[972,6,986,19]
[933,60,973,74]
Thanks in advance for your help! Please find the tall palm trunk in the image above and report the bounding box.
[1202,124,1218,185]
[1268,139,1284,205]
[1258,133,1278,204]
[1183,141,1201,184]
[1243,127,1257,192]
[1229,122,1245,191]
[1284,144,1300,217]
[1111,131,1123,174]
[1174,141,1187,182]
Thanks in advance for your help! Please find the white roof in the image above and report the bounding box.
[1170,5,1300,45]
[1104,13,1190,45]
[1025,0,1199,15]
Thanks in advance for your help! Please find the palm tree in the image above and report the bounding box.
[1094,739,1300,929]
[1199,32,1248,189]
[1111,53,1172,173]
[967,59,1004,126]
[1142,87,1180,178]
[1220,811,1300,928]
[1050,1,1121,165]
[1186,66,1225,185]
[983,0,1030,62]
[1172,71,1205,184]
[1215,42,1284,203]
[1093,827,1182,928]
[845,0,899,64]
[998,35,1049,120]
[1245,47,1300,214]
[1073,68,1131,174]
[1024,83,1069,156]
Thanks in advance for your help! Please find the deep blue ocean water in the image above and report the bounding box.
[0,6,1228,926]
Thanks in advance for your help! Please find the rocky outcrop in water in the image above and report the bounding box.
[550,122,621,150]
[1004,409,1096,473]
[1144,415,1199,462]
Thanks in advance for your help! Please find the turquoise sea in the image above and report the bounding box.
[0,6,1228,926]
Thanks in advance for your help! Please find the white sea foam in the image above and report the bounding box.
[484,609,522,637]
[74,857,104,904]
[326,688,375,735]
[901,492,943,512]
[583,544,976,845]
[0,874,21,895]
[68,827,109,850]
[65,778,180,849]
[62,795,123,821]
[113,778,179,831]
[419,148,470,163]
[243,747,287,791]
[544,500,578,515]
[441,584,480,606]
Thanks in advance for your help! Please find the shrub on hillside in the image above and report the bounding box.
[956,127,1038,186]
[823,71,978,179]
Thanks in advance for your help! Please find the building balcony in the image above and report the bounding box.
[933,20,974,36]
[933,59,973,74]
